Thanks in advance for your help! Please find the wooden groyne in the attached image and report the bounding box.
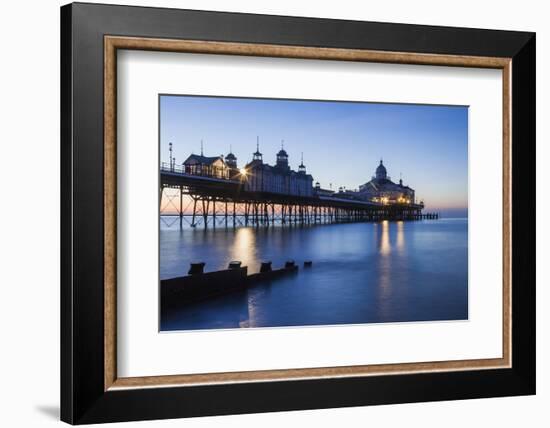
[161,261,301,307]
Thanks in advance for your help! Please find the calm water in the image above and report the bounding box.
[160,218,468,331]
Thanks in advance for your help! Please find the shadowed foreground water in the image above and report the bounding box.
[160,218,468,331]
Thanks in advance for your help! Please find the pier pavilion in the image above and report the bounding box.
[243,144,314,197]
[357,160,417,205]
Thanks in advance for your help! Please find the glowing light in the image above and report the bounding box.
[239,167,248,176]
[396,221,405,252]
[379,220,391,255]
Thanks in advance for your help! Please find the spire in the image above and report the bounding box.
[399,172,403,186]
[298,152,306,173]
[200,140,204,156]
[169,142,174,170]
[253,136,263,161]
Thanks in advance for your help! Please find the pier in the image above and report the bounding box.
[160,143,439,228]
[160,163,437,228]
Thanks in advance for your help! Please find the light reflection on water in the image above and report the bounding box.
[160,218,468,331]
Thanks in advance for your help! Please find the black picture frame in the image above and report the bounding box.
[61,2,535,424]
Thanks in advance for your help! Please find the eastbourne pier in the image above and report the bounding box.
[160,144,438,228]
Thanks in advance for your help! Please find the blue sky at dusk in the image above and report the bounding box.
[160,95,468,217]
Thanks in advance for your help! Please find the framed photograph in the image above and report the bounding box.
[61,2,535,424]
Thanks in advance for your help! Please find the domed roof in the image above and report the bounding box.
[226,152,236,160]
[375,159,387,179]
[277,149,288,157]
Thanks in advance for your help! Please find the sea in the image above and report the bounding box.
[160,218,468,331]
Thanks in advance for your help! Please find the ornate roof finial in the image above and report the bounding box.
[253,136,263,161]
[169,142,173,167]
[200,140,204,156]
[299,152,306,169]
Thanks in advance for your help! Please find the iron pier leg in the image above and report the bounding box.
[179,186,183,228]
[191,197,197,227]
[212,200,216,227]
[289,205,293,225]
[202,199,209,228]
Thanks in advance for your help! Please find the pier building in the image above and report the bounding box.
[183,154,228,179]
[243,144,314,197]
[313,182,336,197]
[357,160,416,204]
